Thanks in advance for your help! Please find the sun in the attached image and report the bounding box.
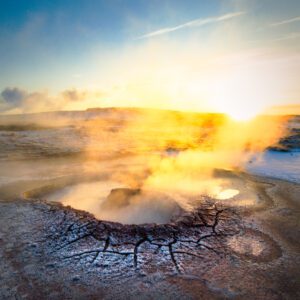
[225,107,260,122]
[209,78,266,122]
[209,78,267,122]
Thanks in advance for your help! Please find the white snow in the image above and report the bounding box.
[246,151,300,183]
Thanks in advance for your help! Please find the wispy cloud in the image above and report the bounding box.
[248,32,300,44]
[137,11,246,39]
[269,32,300,42]
[270,16,300,27]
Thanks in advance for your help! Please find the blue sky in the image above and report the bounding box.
[0,0,223,88]
[0,0,300,114]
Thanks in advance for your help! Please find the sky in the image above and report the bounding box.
[0,0,300,117]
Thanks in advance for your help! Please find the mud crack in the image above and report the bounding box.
[42,199,241,274]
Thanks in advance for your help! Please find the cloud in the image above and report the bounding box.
[137,11,246,39]
[62,89,89,102]
[270,16,300,27]
[1,87,28,106]
[0,88,59,113]
[268,32,300,42]
[249,32,300,44]
[0,87,103,114]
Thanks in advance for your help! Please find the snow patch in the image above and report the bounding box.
[246,151,300,183]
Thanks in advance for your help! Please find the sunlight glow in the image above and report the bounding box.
[226,109,260,122]
[215,188,240,200]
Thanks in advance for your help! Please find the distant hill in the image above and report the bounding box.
[267,104,300,116]
[0,107,224,127]
[0,106,298,128]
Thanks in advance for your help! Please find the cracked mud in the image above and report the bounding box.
[1,174,299,300]
[46,200,239,274]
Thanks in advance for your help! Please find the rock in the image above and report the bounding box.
[101,188,141,210]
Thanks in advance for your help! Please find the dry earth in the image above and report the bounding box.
[0,173,299,299]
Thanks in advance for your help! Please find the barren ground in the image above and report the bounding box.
[0,111,299,299]
[0,173,299,299]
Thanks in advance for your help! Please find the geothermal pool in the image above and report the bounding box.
[34,170,258,224]
[45,181,184,224]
